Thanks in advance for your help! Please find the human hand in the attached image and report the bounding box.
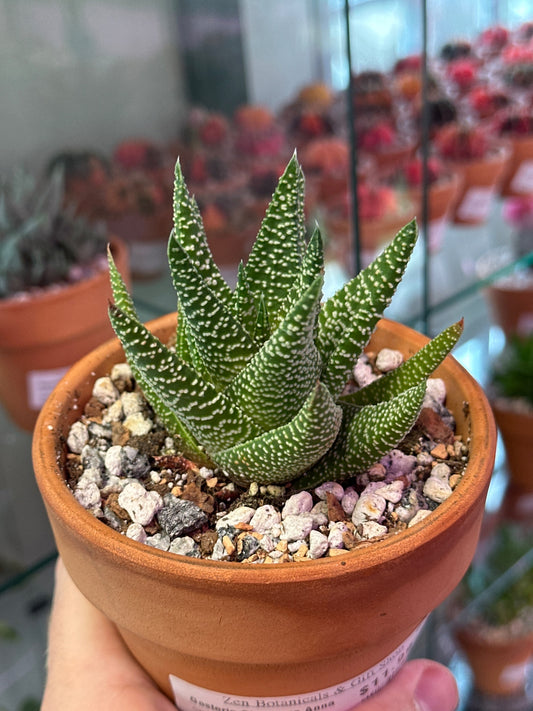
[357,658,458,710]
[42,558,176,710]
[43,559,458,711]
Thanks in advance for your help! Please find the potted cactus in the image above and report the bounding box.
[0,166,129,431]
[452,523,533,698]
[33,154,496,707]
[434,122,510,225]
[490,334,533,497]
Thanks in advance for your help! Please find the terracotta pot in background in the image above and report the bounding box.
[0,238,129,432]
[491,402,533,495]
[485,278,533,338]
[455,625,533,697]
[500,135,533,198]
[106,209,171,280]
[451,147,511,225]
[323,211,414,270]
[33,313,496,705]
[408,172,462,252]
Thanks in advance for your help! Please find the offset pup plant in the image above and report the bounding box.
[108,153,462,490]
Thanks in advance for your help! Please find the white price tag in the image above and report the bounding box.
[169,625,422,711]
[27,367,69,410]
[510,160,533,194]
[457,187,494,221]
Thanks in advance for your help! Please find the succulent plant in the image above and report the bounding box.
[493,333,533,408]
[0,166,108,298]
[108,153,462,489]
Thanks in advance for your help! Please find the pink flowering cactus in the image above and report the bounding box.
[503,196,533,228]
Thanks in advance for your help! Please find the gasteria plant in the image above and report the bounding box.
[108,153,463,490]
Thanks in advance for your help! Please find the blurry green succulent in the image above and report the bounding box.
[493,333,533,408]
[0,166,107,298]
[108,154,463,489]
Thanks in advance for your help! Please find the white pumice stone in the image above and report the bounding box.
[314,481,345,501]
[431,462,452,481]
[100,475,127,495]
[250,505,281,533]
[92,376,120,406]
[210,538,231,561]
[121,391,144,417]
[408,509,433,528]
[169,536,200,557]
[309,501,329,527]
[282,491,313,517]
[425,377,447,405]
[378,480,405,503]
[126,523,147,543]
[67,421,89,454]
[74,478,101,510]
[423,476,453,503]
[79,467,103,488]
[308,530,329,559]
[357,521,388,540]
[353,357,379,387]
[111,362,133,382]
[259,535,276,553]
[216,506,255,529]
[376,348,403,372]
[123,412,153,436]
[102,399,123,423]
[328,521,350,548]
[281,514,315,542]
[288,539,306,553]
[341,487,359,515]
[118,481,162,526]
[145,532,170,551]
[199,467,215,479]
[352,492,387,525]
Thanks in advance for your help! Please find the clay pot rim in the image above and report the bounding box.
[443,142,512,170]
[33,313,496,585]
[0,237,127,316]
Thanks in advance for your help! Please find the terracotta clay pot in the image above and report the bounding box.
[324,211,414,269]
[492,402,533,494]
[106,210,171,280]
[455,625,533,696]
[485,279,533,338]
[451,147,511,225]
[32,314,496,705]
[0,238,129,432]
[408,172,462,252]
[500,135,533,198]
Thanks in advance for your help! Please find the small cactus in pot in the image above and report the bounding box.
[108,153,463,490]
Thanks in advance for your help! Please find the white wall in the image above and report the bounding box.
[0,0,186,171]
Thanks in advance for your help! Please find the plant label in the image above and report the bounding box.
[510,160,533,194]
[27,367,69,410]
[169,624,422,711]
[456,187,494,222]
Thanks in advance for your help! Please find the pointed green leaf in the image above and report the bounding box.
[230,262,259,338]
[167,233,256,389]
[253,295,271,346]
[107,245,137,320]
[294,381,426,489]
[109,305,263,453]
[284,224,324,310]
[226,276,323,430]
[213,382,342,485]
[173,161,232,305]
[243,153,306,327]
[340,319,464,408]
[318,219,418,398]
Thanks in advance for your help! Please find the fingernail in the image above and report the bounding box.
[414,667,454,711]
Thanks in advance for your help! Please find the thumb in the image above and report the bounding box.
[356,659,458,711]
